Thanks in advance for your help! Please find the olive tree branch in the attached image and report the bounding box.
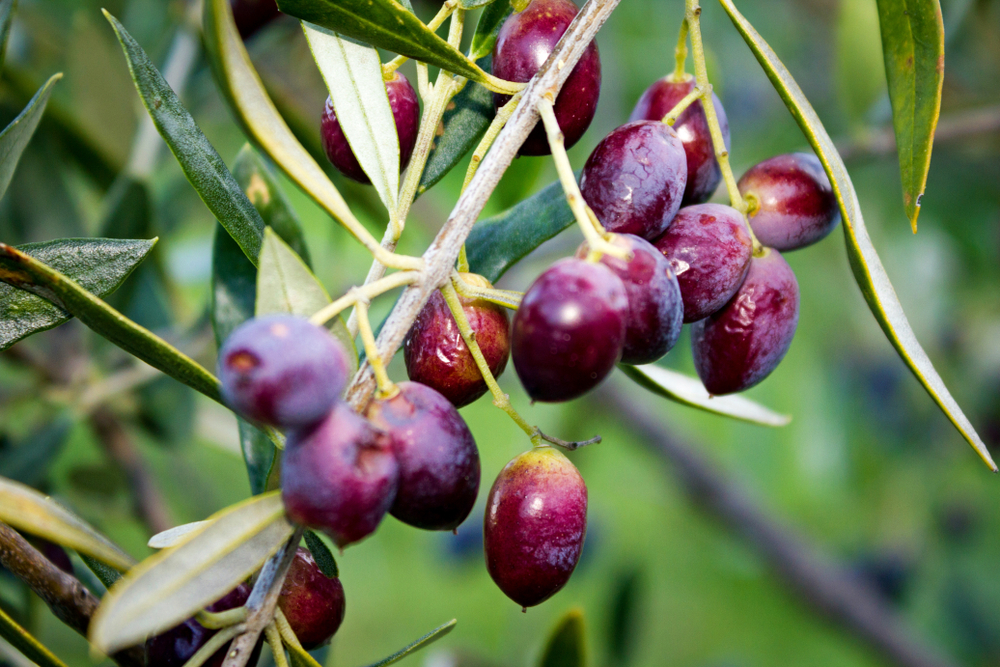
[346,0,623,410]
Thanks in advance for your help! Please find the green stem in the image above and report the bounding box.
[456,244,470,273]
[310,271,420,327]
[461,91,523,192]
[181,624,244,667]
[672,18,689,80]
[264,622,289,667]
[452,274,523,310]
[661,84,704,125]
[355,299,398,399]
[195,607,248,630]
[382,1,457,78]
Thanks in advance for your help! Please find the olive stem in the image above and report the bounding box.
[310,271,421,328]
[537,95,629,261]
[441,279,538,440]
[672,18,689,80]
[456,244,470,273]
[195,606,248,630]
[660,83,705,126]
[273,610,305,653]
[181,624,246,667]
[452,274,523,310]
[264,622,289,667]
[462,91,523,193]
[417,62,433,102]
[538,430,602,450]
[354,299,399,400]
[382,0,457,78]
[482,73,527,96]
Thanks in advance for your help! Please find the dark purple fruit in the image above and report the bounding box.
[484,447,587,609]
[365,382,480,531]
[737,152,841,251]
[277,548,346,650]
[692,248,799,394]
[218,315,351,429]
[492,0,601,156]
[629,77,730,205]
[653,204,753,323]
[282,403,399,548]
[231,0,280,39]
[579,121,687,240]
[511,259,628,402]
[146,584,254,667]
[404,273,510,408]
[575,234,683,365]
[321,72,420,184]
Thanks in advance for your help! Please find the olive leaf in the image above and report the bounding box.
[147,521,212,549]
[466,178,575,283]
[719,0,995,469]
[90,492,294,654]
[0,477,135,572]
[468,0,512,62]
[0,238,156,351]
[539,609,585,667]
[361,619,457,667]
[0,73,61,202]
[104,11,265,266]
[0,0,16,71]
[303,530,339,578]
[620,365,792,427]
[302,23,400,216]
[81,554,123,589]
[0,242,223,403]
[0,606,68,667]
[876,0,944,232]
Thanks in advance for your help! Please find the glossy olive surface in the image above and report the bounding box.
[145,584,253,667]
[692,248,800,394]
[738,152,841,251]
[576,234,683,365]
[277,548,346,649]
[492,0,601,155]
[230,0,280,39]
[218,315,351,429]
[404,273,510,408]
[321,71,420,184]
[282,403,400,548]
[652,204,753,323]
[511,259,628,402]
[579,121,687,239]
[629,76,730,205]
[366,382,480,531]
[484,447,587,609]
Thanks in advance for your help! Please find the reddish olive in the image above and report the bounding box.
[145,584,255,667]
[277,548,346,649]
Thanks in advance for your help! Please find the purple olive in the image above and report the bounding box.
[277,548,346,650]
[511,258,628,402]
[365,382,480,531]
[579,121,687,240]
[404,273,510,408]
[218,315,352,429]
[652,204,753,323]
[692,248,800,394]
[282,403,399,548]
[145,584,255,667]
[321,71,420,184]
[629,77,730,205]
[230,0,280,39]
[492,0,601,156]
[737,152,841,251]
[575,234,683,365]
[484,447,587,609]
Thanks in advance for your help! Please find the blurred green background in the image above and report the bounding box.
[2,0,1000,665]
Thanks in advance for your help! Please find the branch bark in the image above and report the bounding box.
[601,380,959,667]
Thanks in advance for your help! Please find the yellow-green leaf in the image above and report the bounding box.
[147,521,212,549]
[0,74,60,202]
[539,609,585,667]
[0,605,68,667]
[719,0,995,470]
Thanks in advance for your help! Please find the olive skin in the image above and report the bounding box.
[404,273,510,408]
[145,584,255,667]
[692,248,800,395]
[321,72,420,184]
[575,234,683,365]
[365,382,480,531]
[652,204,753,323]
[282,403,400,548]
[484,447,587,609]
[230,0,280,39]
[277,548,346,650]
[579,121,688,240]
[738,152,841,251]
[629,76,730,205]
[511,259,628,403]
[492,0,601,156]
[218,315,352,429]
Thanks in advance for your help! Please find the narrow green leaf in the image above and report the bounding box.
[0,0,17,72]
[469,0,512,61]
[0,242,223,403]
[303,24,399,215]
[606,568,642,665]
[276,0,491,85]
[0,414,73,486]
[466,178,574,283]
[103,11,265,266]
[419,61,494,194]
[0,73,60,202]
[80,554,123,589]
[0,477,135,572]
[620,365,792,427]
[147,521,212,549]
[303,530,339,578]
[361,619,457,667]
[0,605,68,667]
[719,0,995,470]
[0,238,155,351]
[876,0,944,232]
[539,609,585,667]
[90,492,294,654]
